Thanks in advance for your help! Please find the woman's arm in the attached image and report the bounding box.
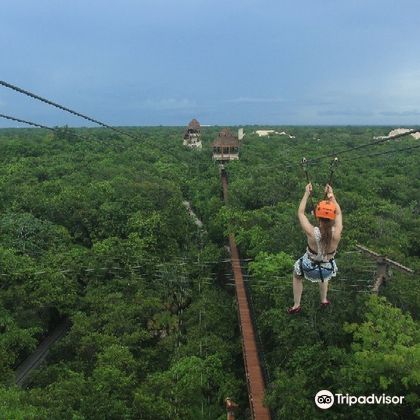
[298,183,314,236]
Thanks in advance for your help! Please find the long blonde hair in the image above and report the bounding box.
[319,218,334,252]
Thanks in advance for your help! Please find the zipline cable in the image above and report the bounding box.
[0,80,139,140]
[307,128,420,164]
[0,112,101,143]
[0,109,188,172]
[242,132,419,178]
[340,143,420,160]
[0,113,54,131]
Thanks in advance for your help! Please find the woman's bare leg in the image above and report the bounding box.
[292,274,304,308]
[319,280,329,303]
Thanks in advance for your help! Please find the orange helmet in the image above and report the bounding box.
[315,200,336,220]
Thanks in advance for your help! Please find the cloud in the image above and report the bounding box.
[389,70,420,99]
[317,109,375,117]
[379,110,420,117]
[140,98,197,111]
[224,97,285,104]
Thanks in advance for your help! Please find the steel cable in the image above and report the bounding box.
[0,113,54,131]
[306,128,420,164]
[0,80,139,140]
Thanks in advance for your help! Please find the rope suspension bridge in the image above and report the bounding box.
[221,171,271,419]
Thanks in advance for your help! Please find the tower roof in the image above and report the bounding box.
[188,118,201,129]
[212,128,240,147]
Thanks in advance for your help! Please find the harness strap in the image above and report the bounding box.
[318,262,325,282]
[307,245,317,255]
[307,244,336,257]
[301,258,336,282]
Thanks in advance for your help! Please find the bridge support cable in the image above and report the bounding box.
[221,171,271,420]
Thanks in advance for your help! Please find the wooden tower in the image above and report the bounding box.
[183,118,202,149]
[212,128,240,162]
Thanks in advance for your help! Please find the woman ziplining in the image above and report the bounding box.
[288,183,343,314]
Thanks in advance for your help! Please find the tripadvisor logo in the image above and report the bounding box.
[315,390,405,409]
[315,390,334,409]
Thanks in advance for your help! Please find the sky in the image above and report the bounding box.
[1,0,420,127]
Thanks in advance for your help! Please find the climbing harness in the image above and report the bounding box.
[298,256,336,282]
[297,237,337,283]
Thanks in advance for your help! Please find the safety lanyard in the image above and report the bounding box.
[301,157,339,213]
[325,157,339,199]
[301,157,316,214]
